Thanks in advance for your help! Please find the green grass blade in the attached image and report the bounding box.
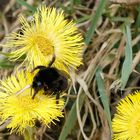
[59,94,85,140]
[76,15,90,24]
[16,0,36,12]
[95,67,111,130]
[0,58,14,69]
[121,24,133,89]
[85,0,106,45]
[58,102,77,140]
[135,5,140,32]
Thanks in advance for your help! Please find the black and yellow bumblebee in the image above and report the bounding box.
[31,55,69,101]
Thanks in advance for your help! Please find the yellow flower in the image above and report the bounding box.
[112,91,140,140]
[0,70,64,134]
[5,6,84,71]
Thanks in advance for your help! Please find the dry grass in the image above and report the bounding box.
[0,0,140,140]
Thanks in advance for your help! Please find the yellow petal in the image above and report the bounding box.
[112,91,140,140]
[0,70,64,134]
[6,6,84,72]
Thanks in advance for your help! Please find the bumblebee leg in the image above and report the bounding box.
[31,54,55,72]
[43,84,49,95]
[32,89,39,99]
[31,66,47,73]
[48,54,56,67]
[56,92,60,104]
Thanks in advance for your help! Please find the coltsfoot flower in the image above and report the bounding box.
[0,70,64,134]
[5,6,84,71]
[112,91,140,140]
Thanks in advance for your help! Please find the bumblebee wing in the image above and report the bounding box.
[58,70,70,80]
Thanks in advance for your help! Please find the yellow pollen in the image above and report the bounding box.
[34,36,54,57]
[15,95,38,110]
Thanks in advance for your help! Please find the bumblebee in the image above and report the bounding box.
[31,66,68,100]
[31,55,69,100]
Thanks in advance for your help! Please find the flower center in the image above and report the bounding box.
[17,96,39,110]
[34,36,54,57]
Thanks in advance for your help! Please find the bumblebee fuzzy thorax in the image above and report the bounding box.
[31,66,69,99]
